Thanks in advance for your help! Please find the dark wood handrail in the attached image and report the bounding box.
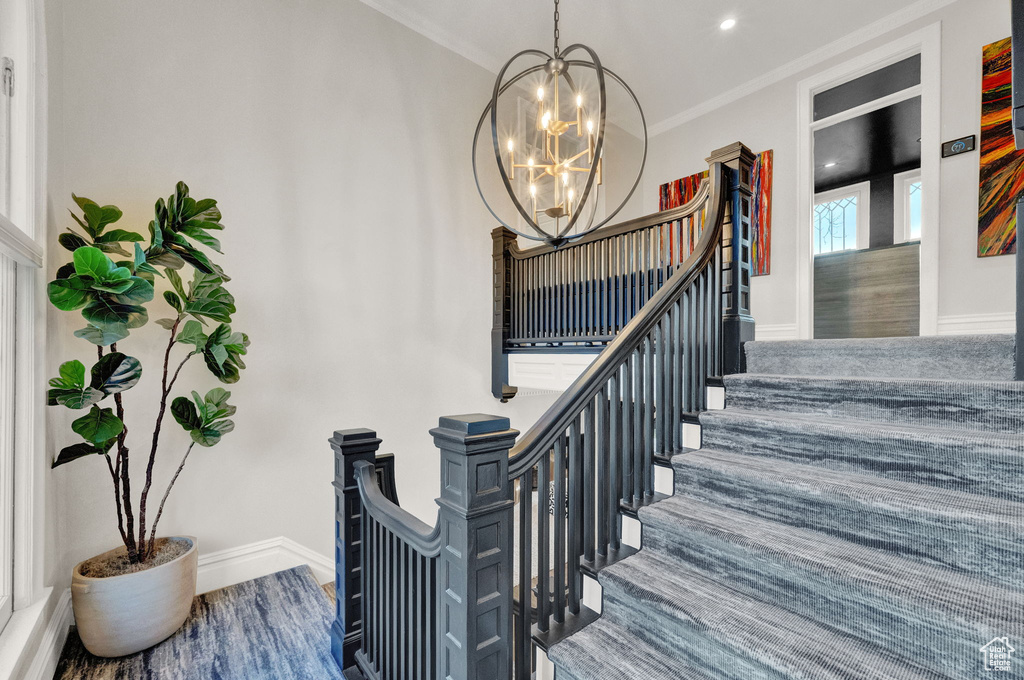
[353,460,442,557]
[507,162,727,480]
[506,180,712,261]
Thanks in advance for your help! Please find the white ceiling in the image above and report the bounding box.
[359,0,953,135]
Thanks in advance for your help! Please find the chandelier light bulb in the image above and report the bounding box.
[528,157,535,167]
[507,139,514,152]
[587,119,594,133]
[537,87,545,101]
[530,183,537,196]
[541,111,552,128]
[576,94,583,107]
[562,172,569,186]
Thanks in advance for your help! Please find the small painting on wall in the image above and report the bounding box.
[978,37,1020,257]
[658,150,774,275]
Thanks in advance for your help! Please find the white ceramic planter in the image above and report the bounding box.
[70,536,198,658]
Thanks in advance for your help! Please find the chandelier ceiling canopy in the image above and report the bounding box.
[473,0,647,248]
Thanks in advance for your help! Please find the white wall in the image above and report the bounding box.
[643,0,1016,336]
[46,0,558,582]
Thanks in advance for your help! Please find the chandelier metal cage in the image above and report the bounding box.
[472,0,647,248]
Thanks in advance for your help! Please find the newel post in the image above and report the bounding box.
[329,428,381,671]
[707,142,757,375]
[492,227,519,402]
[432,414,519,680]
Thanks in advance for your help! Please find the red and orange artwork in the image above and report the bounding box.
[979,37,1021,257]
[658,150,773,275]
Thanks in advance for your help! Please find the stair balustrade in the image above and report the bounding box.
[333,142,757,680]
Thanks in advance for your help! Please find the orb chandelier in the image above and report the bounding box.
[473,0,647,248]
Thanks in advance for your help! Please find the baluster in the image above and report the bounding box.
[608,372,620,551]
[665,306,676,452]
[537,458,551,632]
[388,532,395,679]
[697,271,706,411]
[596,389,609,556]
[688,284,697,414]
[654,321,665,455]
[374,521,383,673]
[567,419,582,615]
[553,435,567,624]
[615,236,623,332]
[632,348,643,503]
[428,557,437,679]
[683,291,692,414]
[622,355,634,506]
[643,332,655,495]
[672,300,682,451]
[583,402,596,563]
[399,541,408,680]
[517,472,533,680]
[362,510,372,664]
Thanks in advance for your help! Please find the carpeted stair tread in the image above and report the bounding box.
[743,334,1015,381]
[597,550,948,680]
[698,407,1024,502]
[672,449,1024,587]
[723,373,1024,433]
[548,616,717,680]
[637,495,1023,677]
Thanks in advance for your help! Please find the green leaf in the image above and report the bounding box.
[145,246,185,270]
[71,405,124,445]
[92,241,131,258]
[176,319,206,347]
[178,226,221,253]
[170,396,202,432]
[191,419,234,447]
[184,272,235,323]
[155,318,177,330]
[94,229,144,243]
[90,267,133,294]
[47,277,92,311]
[165,268,187,299]
[52,442,104,468]
[74,324,129,346]
[90,352,142,395]
[47,386,103,409]
[58,232,89,252]
[113,277,155,304]
[73,247,114,280]
[82,297,148,330]
[73,196,123,238]
[202,324,249,384]
[55,360,86,389]
[164,290,182,313]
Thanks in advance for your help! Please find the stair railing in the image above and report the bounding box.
[491,144,754,400]
[333,142,757,680]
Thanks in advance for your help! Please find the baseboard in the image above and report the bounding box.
[21,589,72,680]
[197,536,333,594]
[936,312,1015,335]
[754,323,799,341]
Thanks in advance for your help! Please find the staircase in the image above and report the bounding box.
[549,334,1023,680]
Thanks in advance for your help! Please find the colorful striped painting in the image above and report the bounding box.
[979,37,1020,257]
[658,150,774,276]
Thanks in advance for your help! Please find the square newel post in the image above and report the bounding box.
[707,142,757,375]
[431,414,520,680]
[492,227,519,402]
[329,428,382,671]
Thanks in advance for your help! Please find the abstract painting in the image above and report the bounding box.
[658,149,774,275]
[979,37,1020,257]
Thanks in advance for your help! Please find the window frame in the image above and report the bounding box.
[893,168,922,244]
[812,181,871,255]
[0,0,46,642]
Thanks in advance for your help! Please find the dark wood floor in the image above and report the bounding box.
[54,566,343,679]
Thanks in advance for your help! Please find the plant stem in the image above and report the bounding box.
[110,341,139,562]
[103,452,129,547]
[137,318,181,561]
[147,441,195,550]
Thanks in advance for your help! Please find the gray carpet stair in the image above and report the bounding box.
[743,333,1016,381]
[550,335,1023,680]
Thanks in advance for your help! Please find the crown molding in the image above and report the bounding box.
[356,0,503,73]
[648,0,959,137]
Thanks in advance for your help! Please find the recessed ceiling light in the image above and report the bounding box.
[720,18,737,30]
[824,162,837,168]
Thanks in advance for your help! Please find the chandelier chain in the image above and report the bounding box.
[553,0,560,57]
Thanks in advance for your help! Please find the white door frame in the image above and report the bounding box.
[795,23,942,338]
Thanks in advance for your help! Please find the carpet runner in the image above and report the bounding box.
[549,334,1023,680]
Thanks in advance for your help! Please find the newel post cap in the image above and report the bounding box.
[329,428,382,454]
[430,414,519,454]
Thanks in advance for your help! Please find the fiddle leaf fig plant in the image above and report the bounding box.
[47,182,249,564]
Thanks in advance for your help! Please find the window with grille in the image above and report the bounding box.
[813,182,869,255]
